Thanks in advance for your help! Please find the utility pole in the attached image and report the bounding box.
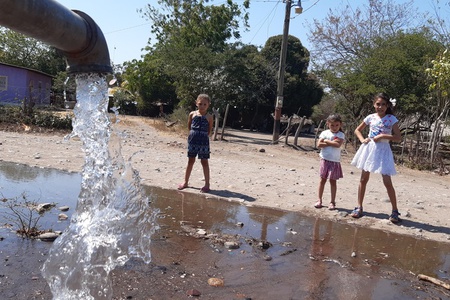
[272,0,303,143]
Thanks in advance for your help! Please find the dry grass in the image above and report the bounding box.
[144,118,186,135]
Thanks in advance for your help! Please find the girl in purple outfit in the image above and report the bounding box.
[314,114,345,210]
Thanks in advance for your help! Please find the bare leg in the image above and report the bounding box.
[382,175,398,211]
[329,179,337,204]
[200,159,210,189]
[317,177,327,203]
[182,157,196,187]
[357,171,370,208]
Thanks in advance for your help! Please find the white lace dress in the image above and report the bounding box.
[351,113,398,176]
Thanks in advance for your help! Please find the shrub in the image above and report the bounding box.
[0,193,50,238]
[0,105,72,130]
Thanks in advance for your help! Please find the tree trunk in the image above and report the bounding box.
[294,116,306,146]
[212,108,220,141]
[220,104,230,141]
[285,116,293,145]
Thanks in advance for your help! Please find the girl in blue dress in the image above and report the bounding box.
[178,94,213,193]
[350,93,402,223]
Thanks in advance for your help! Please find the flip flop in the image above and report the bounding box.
[328,202,336,210]
[200,186,210,193]
[314,201,323,209]
[177,183,188,190]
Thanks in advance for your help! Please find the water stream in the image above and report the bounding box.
[41,73,156,299]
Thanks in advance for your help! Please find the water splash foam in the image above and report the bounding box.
[42,73,156,299]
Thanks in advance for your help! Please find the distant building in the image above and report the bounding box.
[0,62,52,106]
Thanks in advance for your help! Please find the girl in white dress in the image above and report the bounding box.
[350,93,402,223]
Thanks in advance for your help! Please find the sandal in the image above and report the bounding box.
[351,207,363,218]
[389,210,401,223]
[177,183,188,190]
[314,201,323,209]
[200,186,210,193]
[328,202,336,210]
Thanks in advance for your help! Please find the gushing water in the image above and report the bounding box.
[41,73,156,299]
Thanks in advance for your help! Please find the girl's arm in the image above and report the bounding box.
[373,123,401,142]
[187,112,194,130]
[317,132,343,148]
[320,136,344,148]
[354,121,369,144]
[317,138,327,148]
[328,136,344,148]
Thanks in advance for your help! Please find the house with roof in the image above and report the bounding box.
[0,62,52,106]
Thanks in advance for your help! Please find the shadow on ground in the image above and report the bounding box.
[339,207,450,235]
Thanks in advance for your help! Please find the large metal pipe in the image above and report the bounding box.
[0,0,112,74]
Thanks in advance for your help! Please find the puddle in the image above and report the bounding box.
[0,161,81,233]
[1,162,450,299]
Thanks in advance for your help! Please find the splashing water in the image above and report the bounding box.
[41,73,156,299]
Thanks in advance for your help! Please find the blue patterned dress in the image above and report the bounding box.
[188,115,210,159]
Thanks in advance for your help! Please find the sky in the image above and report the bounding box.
[55,0,448,65]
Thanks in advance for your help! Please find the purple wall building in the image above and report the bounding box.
[0,62,52,106]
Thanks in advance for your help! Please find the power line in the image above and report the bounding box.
[104,23,151,35]
[292,0,322,19]
[250,1,282,43]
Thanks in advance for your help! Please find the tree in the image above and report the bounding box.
[425,0,450,46]
[261,35,323,118]
[218,44,277,130]
[0,28,66,75]
[308,0,422,69]
[425,49,450,164]
[140,0,250,107]
[308,1,444,142]
[123,57,177,116]
[362,32,442,118]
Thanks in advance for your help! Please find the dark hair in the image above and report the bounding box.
[326,113,342,123]
[197,93,211,103]
[374,92,394,115]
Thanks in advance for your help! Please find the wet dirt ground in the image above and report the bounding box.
[1,162,450,299]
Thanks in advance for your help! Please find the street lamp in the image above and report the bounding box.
[272,0,303,143]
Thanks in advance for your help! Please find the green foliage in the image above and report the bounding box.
[425,48,450,161]
[216,44,276,126]
[0,28,66,75]
[130,0,322,129]
[110,89,137,116]
[261,35,322,117]
[0,106,72,130]
[52,72,75,94]
[140,0,250,108]
[362,32,442,116]
[311,93,340,123]
[168,106,190,129]
[123,57,177,116]
[309,0,444,134]
[426,49,450,97]
[31,110,72,129]
[143,0,249,52]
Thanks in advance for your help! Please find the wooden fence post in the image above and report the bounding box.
[220,104,230,141]
[212,108,220,141]
[293,116,306,146]
[285,116,293,145]
[314,119,324,149]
